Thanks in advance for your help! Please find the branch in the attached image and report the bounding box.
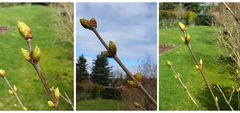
[216,85,234,110]
[223,2,240,25]
[79,18,157,107]
[167,62,198,106]
[91,27,156,107]
[178,22,220,110]
[3,77,27,110]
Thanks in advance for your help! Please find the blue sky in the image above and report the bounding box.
[76,3,157,73]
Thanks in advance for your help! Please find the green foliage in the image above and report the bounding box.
[185,11,197,25]
[159,10,179,29]
[0,5,73,110]
[76,99,128,110]
[159,3,179,10]
[182,3,204,13]
[91,54,111,86]
[196,14,213,26]
[159,10,177,19]
[159,26,238,110]
[76,54,89,81]
[102,88,121,100]
[93,84,104,98]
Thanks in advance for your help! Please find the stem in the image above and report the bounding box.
[186,44,220,110]
[4,77,26,110]
[169,66,198,106]
[229,88,235,103]
[138,105,146,110]
[26,39,59,110]
[27,40,32,53]
[32,62,57,109]
[217,85,234,110]
[54,99,59,110]
[90,27,157,107]
[61,92,74,109]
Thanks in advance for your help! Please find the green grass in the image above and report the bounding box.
[76,99,128,110]
[0,5,73,110]
[159,26,238,110]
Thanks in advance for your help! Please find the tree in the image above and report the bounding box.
[91,54,111,86]
[76,54,89,81]
[182,3,204,13]
[159,3,179,10]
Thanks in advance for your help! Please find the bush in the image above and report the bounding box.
[102,88,121,100]
[185,11,197,25]
[159,10,178,29]
[92,84,104,98]
[159,10,177,19]
[196,14,213,26]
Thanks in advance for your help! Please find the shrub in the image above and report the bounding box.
[159,10,177,19]
[93,84,104,98]
[102,88,121,100]
[196,14,213,26]
[185,11,197,25]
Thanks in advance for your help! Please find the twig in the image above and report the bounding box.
[223,2,240,25]
[90,27,157,107]
[61,92,74,109]
[26,40,58,110]
[217,85,234,111]
[229,87,235,103]
[168,63,198,106]
[3,77,26,110]
[184,37,220,111]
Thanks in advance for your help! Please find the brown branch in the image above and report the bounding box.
[90,27,157,107]
[26,40,58,110]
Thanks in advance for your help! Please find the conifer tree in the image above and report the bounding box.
[91,54,111,86]
[76,54,89,81]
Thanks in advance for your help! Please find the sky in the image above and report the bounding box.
[76,3,157,73]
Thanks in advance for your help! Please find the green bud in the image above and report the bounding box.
[32,46,41,62]
[200,59,203,65]
[178,22,187,32]
[127,80,138,88]
[21,48,30,61]
[133,102,142,108]
[54,87,61,100]
[17,21,32,40]
[0,69,6,78]
[80,18,97,30]
[134,72,142,82]
[48,101,55,108]
[186,34,191,44]
[108,41,117,56]
[195,65,200,70]
[167,61,172,67]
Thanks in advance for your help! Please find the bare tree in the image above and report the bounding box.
[211,3,240,83]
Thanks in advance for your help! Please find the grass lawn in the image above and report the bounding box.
[159,26,238,110]
[76,99,128,110]
[0,5,73,110]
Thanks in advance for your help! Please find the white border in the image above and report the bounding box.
[74,1,77,111]
[156,2,159,111]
